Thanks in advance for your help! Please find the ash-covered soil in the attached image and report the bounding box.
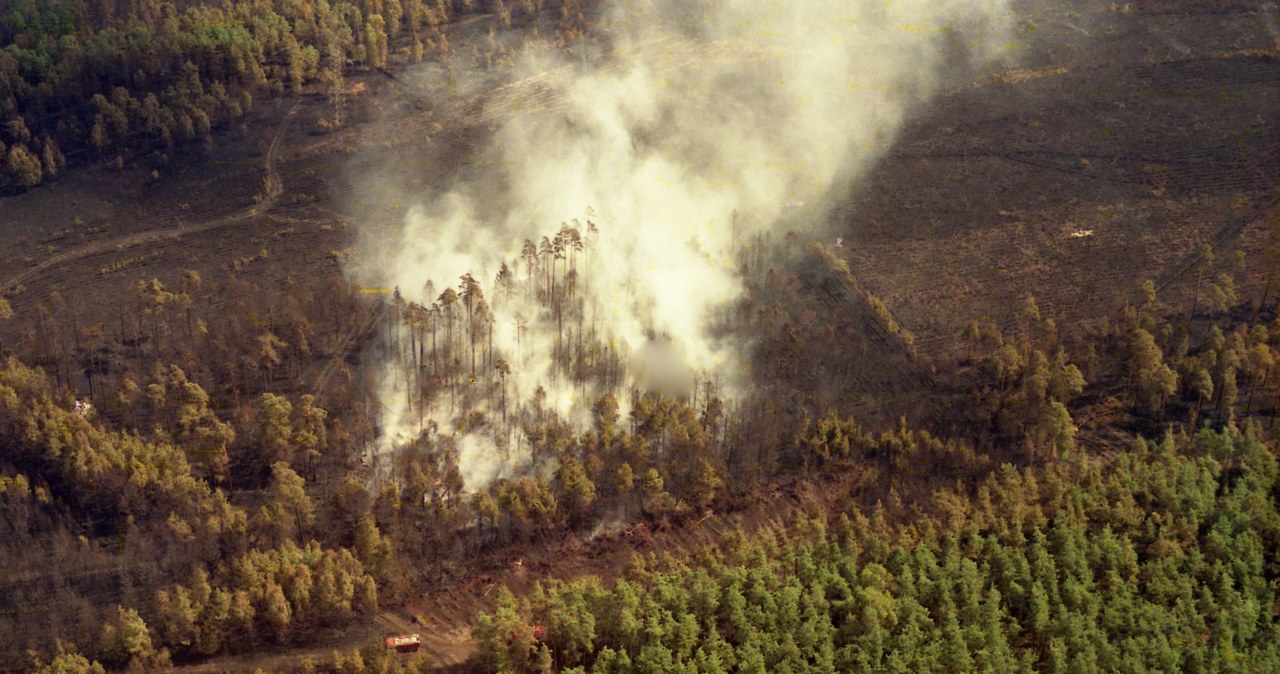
[838,1,1280,353]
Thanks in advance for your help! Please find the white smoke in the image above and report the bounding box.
[350,0,1015,488]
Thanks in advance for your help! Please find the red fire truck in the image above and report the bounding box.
[385,634,421,653]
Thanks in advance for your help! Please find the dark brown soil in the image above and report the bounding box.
[2,1,1277,671]
[838,1,1280,356]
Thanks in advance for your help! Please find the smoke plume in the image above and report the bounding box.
[349,0,1015,488]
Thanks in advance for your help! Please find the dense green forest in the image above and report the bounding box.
[475,423,1280,673]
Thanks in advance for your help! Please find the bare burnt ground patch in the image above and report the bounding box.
[837,1,1280,356]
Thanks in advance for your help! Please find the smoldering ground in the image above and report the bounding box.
[345,0,1017,488]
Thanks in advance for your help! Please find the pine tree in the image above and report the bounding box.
[258,393,294,466]
[554,458,595,527]
[99,606,159,670]
[1131,327,1178,416]
[259,581,292,642]
[690,457,723,510]
[270,461,315,540]
[365,15,389,68]
[5,143,42,187]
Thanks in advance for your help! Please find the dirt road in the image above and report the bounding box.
[3,101,301,293]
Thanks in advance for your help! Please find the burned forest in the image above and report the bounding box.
[2,0,1280,672]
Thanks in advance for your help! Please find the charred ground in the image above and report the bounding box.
[1,0,1279,672]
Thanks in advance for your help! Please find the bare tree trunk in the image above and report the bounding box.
[1270,365,1279,430]
[1247,365,1270,417]
[1257,260,1278,319]
[1189,269,1203,333]
[1214,371,1225,424]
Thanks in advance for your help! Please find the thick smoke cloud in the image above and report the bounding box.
[349,0,1014,488]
